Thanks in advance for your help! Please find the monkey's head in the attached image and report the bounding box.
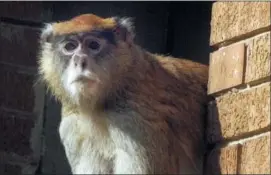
[38,14,136,106]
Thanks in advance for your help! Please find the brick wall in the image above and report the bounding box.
[206,2,270,174]
[0,2,46,174]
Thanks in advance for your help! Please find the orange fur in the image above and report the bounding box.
[52,14,116,35]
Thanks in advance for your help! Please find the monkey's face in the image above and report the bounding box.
[55,32,118,100]
[38,14,135,104]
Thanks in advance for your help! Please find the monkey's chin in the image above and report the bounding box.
[76,81,98,92]
[78,80,97,88]
[67,80,98,101]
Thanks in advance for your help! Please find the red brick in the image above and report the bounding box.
[0,163,22,175]
[0,110,35,156]
[0,64,35,112]
[245,32,271,83]
[210,2,271,45]
[208,43,245,94]
[205,144,238,175]
[239,133,271,174]
[0,23,40,67]
[207,82,270,144]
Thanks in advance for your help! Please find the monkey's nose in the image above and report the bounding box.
[74,57,87,70]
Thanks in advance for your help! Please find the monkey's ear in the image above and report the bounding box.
[40,23,54,43]
[112,17,135,45]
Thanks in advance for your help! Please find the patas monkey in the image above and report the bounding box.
[38,14,208,174]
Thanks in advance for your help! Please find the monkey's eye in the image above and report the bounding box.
[62,41,78,53]
[86,40,101,52]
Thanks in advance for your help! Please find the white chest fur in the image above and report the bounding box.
[59,115,115,174]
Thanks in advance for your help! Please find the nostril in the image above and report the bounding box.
[74,57,87,69]
[81,59,87,69]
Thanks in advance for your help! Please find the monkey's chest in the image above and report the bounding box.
[59,116,115,173]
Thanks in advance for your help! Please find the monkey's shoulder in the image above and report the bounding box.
[128,53,209,122]
[153,54,208,81]
[140,53,208,95]
[139,52,207,86]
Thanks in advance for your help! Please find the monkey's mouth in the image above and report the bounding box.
[71,76,98,86]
